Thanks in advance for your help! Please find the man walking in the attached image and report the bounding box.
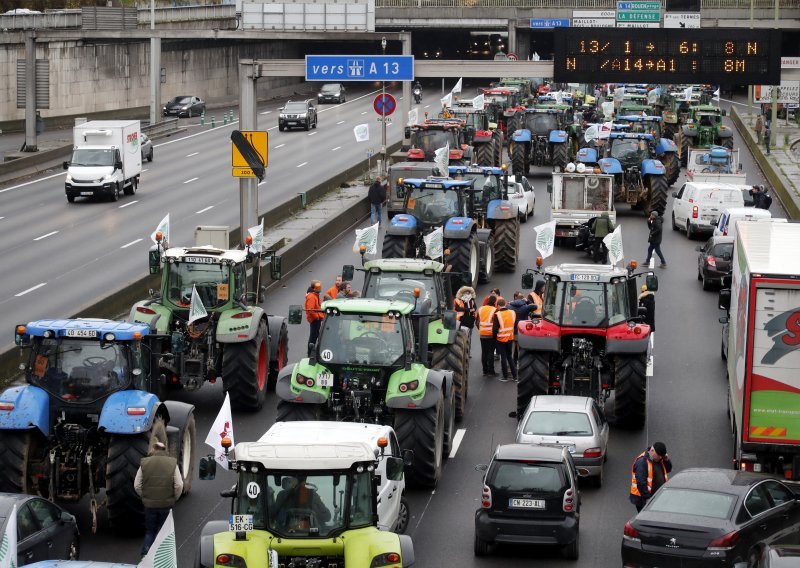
[304,280,324,356]
[135,441,183,556]
[755,114,764,144]
[368,176,388,226]
[478,295,498,377]
[644,210,667,268]
[492,298,517,382]
[630,442,672,512]
[764,121,771,155]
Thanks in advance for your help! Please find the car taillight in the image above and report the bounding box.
[563,488,575,512]
[708,530,740,551]
[623,521,640,541]
[481,484,492,508]
[706,255,717,268]
[692,205,699,219]
[723,227,728,236]
[0,402,14,411]
[583,448,602,458]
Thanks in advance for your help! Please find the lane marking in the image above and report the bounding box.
[15,283,46,297]
[260,110,272,115]
[275,143,286,149]
[361,111,368,115]
[196,205,214,214]
[448,428,467,458]
[258,180,266,186]
[0,217,4,220]
[336,120,346,125]
[0,171,64,194]
[33,231,58,241]
[142,168,148,173]
[118,200,138,208]
[332,146,341,151]
[297,162,308,168]
[184,177,199,184]
[186,152,199,157]
[308,131,317,136]
[267,126,277,131]
[424,104,430,109]
[120,238,142,249]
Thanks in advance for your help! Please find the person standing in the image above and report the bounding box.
[324,275,342,301]
[764,121,772,155]
[645,210,667,268]
[482,288,501,306]
[135,441,183,557]
[527,280,545,316]
[478,295,498,377]
[492,298,517,382]
[336,281,353,298]
[454,286,477,339]
[755,114,764,144]
[630,442,672,512]
[638,284,655,331]
[749,185,773,210]
[509,292,536,364]
[368,176,387,226]
[304,281,324,357]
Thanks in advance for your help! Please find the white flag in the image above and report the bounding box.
[138,510,177,568]
[683,86,693,101]
[423,227,444,259]
[613,87,625,102]
[472,94,485,110]
[601,101,615,120]
[440,92,452,108]
[408,108,418,126]
[452,77,463,94]
[434,142,450,177]
[599,121,614,139]
[353,222,379,256]
[354,124,370,143]
[532,51,540,61]
[205,392,235,470]
[534,220,557,259]
[554,91,563,105]
[248,219,264,253]
[0,504,17,568]
[584,124,599,143]
[603,224,624,265]
[150,213,170,245]
[188,285,208,325]
[647,89,659,105]
[713,88,720,101]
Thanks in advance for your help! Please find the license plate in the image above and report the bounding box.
[229,514,253,532]
[509,498,545,509]
[317,372,333,387]
[570,273,600,281]
[65,329,98,338]
[80,192,94,196]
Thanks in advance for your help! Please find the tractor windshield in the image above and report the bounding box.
[610,139,649,165]
[234,469,374,537]
[412,131,454,156]
[484,95,508,105]
[542,280,630,327]
[27,338,131,403]
[525,114,559,136]
[167,261,240,309]
[365,273,439,307]
[406,188,460,225]
[696,113,720,127]
[317,312,408,366]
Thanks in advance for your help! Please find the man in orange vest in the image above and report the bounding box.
[630,442,672,512]
[478,295,498,377]
[526,280,545,315]
[304,281,324,357]
[324,275,342,301]
[492,297,517,382]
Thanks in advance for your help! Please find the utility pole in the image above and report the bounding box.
[150,0,161,128]
[747,0,753,120]
[381,36,387,176]
[770,0,779,136]
[23,32,37,152]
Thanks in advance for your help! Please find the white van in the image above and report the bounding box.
[713,207,773,238]
[671,182,745,239]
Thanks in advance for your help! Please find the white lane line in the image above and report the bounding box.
[647,332,655,377]
[449,428,467,458]
[424,104,431,109]
[186,152,199,157]
[0,217,4,220]
[196,205,214,214]
[332,146,341,151]
[142,169,148,173]
[260,110,272,115]
[0,171,64,194]
[118,200,138,209]
[297,162,308,168]
[120,238,142,249]
[33,231,58,241]
[15,283,46,297]
[336,120,346,125]
[267,126,277,131]
[308,131,318,136]
[275,143,286,149]
[184,177,199,184]
[258,181,266,186]
[361,111,368,115]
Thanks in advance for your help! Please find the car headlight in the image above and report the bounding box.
[299,113,307,118]
[65,174,72,182]
[102,174,114,182]
[182,105,189,110]
[318,92,323,96]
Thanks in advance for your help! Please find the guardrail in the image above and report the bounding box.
[136,4,236,23]
[0,12,81,29]
[376,0,797,7]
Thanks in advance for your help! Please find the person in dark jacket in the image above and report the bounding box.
[368,176,387,226]
[135,441,184,555]
[750,185,773,210]
[629,442,672,512]
[645,210,667,268]
[454,286,477,333]
[638,284,655,331]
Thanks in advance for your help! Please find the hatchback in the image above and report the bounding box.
[140,132,153,163]
[0,493,80,566]
[163,96,205,118]
[317,83,346,104]
[696,235,734,290]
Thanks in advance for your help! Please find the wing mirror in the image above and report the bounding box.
[199,456,217,480]
[288,305,303,325]
[475,463,488,472]
[63,161,70,170]
[718,289,731,311]
[386,456,405,481]
[148,246,162,275]
[645,273,659,292]
[401,449,414,466]
[270,254,282,281]
[672,191,678,198]
[342,264,355,282]
[461,272,473,286]
[443,310,458,330]
[521,272,534,290]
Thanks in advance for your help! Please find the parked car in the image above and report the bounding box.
[696,235,734,291]
[279,100,317,131]
[0,493,80,566]
[514,395,609,487]
[621,468,800,568]
[140,132,153,163]
[317,83,346,104]
[163,96,205,118]
[757,544,800,567]
[474,443,587,559]
[507,175,535,222]
[671,182,744,239]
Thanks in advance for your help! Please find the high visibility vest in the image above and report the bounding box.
[478,305,496,337]
[529,292,543,313]
[495,309,516,343]
[454,298,465,321]
[630,452,668,497]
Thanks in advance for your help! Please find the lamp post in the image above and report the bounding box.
[381,36,387,176]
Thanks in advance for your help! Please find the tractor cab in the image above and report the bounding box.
[396,178,473,231]
[406,119,470,163]
[615,115,663,139]
[606,132,655,168]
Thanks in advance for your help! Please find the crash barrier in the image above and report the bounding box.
[729,106,800,220]
[376,0,794,7]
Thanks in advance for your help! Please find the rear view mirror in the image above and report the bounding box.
[115,160,123,170]
[288,305,303,325]
[63,161,70,170]
[386,456,405,481]
[404,127,411,138]
[672,192,678,198]
[645,274,658,292]
[507,410,517,419]
[401,449,414,466]
[443,310,458,330]
[342,264,355,282]
[60,511,73,524]
[199,456,217,480]
[718,289,731,311]
[148,247,162,275]
[270,254,282,281]
[521,272,534,290]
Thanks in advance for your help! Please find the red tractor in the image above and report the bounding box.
[447,102,503,167]
[482,88,526,141]
[397,119,473,166]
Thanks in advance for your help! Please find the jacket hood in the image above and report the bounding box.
[456,286,475,298]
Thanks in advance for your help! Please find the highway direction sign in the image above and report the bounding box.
[664,13,701,27]
[616,0,660,22]
[530,18,570,28]
[305,55,414,81]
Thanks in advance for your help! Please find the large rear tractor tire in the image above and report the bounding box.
[268,322,289,391]
[663,122,677,140]
[517,351,550,418]
[222,320,268,411]
[382,234,413,259]
[552,142,568,171]
[275,400,320,422]
[662,152,680,187]
[680,135,691,167]
[394,390,445,489]
[474,141,495,167]
[721,136,734,150]
[431,329,470,421]
[447,234,480,290]
[494,131,504,166]
[492,218,520,273]
[647,175,669,216]
[0,430,45,494]
[613,353,647,429]
[176,412,196,495]
[478,237,495,285]
[511,142,527,177]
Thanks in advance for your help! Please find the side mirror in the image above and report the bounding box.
[722,109,727,116]
[342,264,355,282]
[672,191,678,198]
[547,181,553,195]
[63,161,70,170]
[220,487,237,498]
[199,456,217,480]
[521,272,534,290]
[404,126,411,138]
[60,511,73,524]
[645,274,659,292]
[695,245,703,252]
[288,305,303,325]
[461,272,473,286]
[443,310,458,330]
[719,316,729,324]
[507,410,517,419]
[115,160,123,170]
[722,275,732,287]
[258,285,267,304]
[401,449,414,466]
[386,456,405,481]
[270,255,282,281]
[475,463,488,472]
[576,467,590,478]
[718,288,731,311]
[148,247,162,275]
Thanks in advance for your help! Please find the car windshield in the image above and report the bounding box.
[28,338,130,403]
[525,114,559,135]
[317,312,407,366]
[70,148,116,167]
[235,469,374,537]
[365,273,438,307]
[611,139,649,163]
[171,97,192,104]
[489,461,565,494]
[542,281,629,327]
[413,131,454,155]
[166,260,233,309]
[647,488,736,520]
[321,84,340,92]
[284,103,308,113]
[406,188,460,224]
[523,411,593,436]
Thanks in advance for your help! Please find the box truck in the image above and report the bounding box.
[548,170,615,241]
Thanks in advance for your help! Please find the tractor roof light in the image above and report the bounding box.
[155,231,163,242]
[536,257,544,267]
[16,325,26,334]
[377,437,388,448]
[245,235,253,246]
[413,287,421,298]
[221,437,233,449]
[133,331,142,340]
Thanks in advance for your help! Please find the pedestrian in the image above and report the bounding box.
[134,440,183,557]
[368,175,388,226]
[492,298,517,382]
[454,286,477,338]
[755,114,764,144]
[630,442,672,512]
[527,280,545,316]
[336,281,353,298]
[478,295,497,377]
[324,275,343,301]
[304,280,324,356]
[482,288,501,306]
[764,122,771,155]
[749,185,773,210]
[644,210,667,268]
[638,284,655,331]
[509,292,537,364]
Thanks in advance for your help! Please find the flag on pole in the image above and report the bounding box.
[601,101,615,120]
[0,504,17,568]
[138,510,177,568]
[408,108,418,126]
[647,88,659,105]
[150,213,170,245]
[353,223,379,255]
[603,224,624,265]
[440,92,452,108]
[248,219,264,253]
[188,285,208,325]
[534,220,557,259]
[472,94,485,110]
[205,392,234,470]
[554,91,563,105]
[423,227,444,260]
[451,77,463,95]
[354,124,370,142]
[713,87,720,101]
[434,142,450,177]
[683,86,693,101]
[613,87,625,102]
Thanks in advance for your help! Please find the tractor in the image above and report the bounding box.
[509,108,570,174]
[680,105,733,166]
[656,87,702,139]
[129,226,288,411]
[598,132,669,215]
[447,101,503,167]
[0,319,196,534]
[396,119,473,165]
[614,115,680,186]
[481,87,525,140]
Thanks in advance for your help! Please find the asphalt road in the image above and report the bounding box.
[65,97,789,567]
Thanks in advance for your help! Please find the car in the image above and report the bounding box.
[140,132,153,163]
[671,182,745,239]
[507,174,535,222]
[163,95,205,118]
[756,544,800,567]
[713,207,773,238]
[474,443,587,559]
[696,235,734,290]
[0,493,80,566]
[279,99,317,131]
[514,395,609,487]
[317,83,346,104]
[621,468,800,568]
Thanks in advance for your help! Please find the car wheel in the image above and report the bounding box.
[474,531,490,556]
[747,549,761,568]
[110,182,120,202]
[279,124,284,132]
[341,94,346,103]
[304,119,310,131]
[147,150,153,163]
[697,267,702,281]
[562,531,579,560]
[188,108,193,118]
[313,116,317,129]
[672,212,678,231]
[68,536,80,560]
[702,274,712,291]
[685,220,693,239]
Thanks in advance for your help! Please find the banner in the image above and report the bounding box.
[353,124,369,142]
[603,224,624,265]
[534,220,557,259]
[601,101,615,119]
[0,504,17,568]
[205,393,235,470]
[408,108,419,126]
[472,94,485,110]
[423,227,444,259]
[138,510,177,568]
[613,87,625,102]
[554,91,563,104]
[188,285,208,325]
[353,222,379,255]
[682,85,693,101]
[647,88,659,105]
[434,143,450,177]
[150,213,170,245]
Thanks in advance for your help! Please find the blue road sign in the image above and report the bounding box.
[530,18,570,28]
[305,55,414,82]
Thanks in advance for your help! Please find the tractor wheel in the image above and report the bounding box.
[268,321,289,391]
[680,135,691,167]
[647,175,669,216]
[478,237,494,284]
[0,430,45,494]
[613,353,647,429]
[517,351,550,418]
[721,137,734,150]
[382,234,413,259]
[394,389,445,489]
[662,153,680,187]
[475,141,494,167]
[176,412,196,495]
[447,234,480,290]
[552,142,568,171]
[431,329,470,421]
[511,142,526,177]
[275,400,320,422]
[442,376,456,456]
[492,218,520,273]
[494,131,504,166]
[663,122,677,140]
[222,320,268,411]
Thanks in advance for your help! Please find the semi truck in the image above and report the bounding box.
[719,221,800,480]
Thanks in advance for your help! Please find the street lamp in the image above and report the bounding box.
[381,37,387,176]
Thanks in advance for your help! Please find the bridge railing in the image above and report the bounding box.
[376,0,796,7]
[136,4,236,23]
[0,11,81,29]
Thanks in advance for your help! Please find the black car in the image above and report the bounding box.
[757,544,800,567]
[474,443,587,560]
[317,83,346,104]
[0,493,80,565]
[279,100,318,131]
[696,235,734,290]
[163,95,205,118]
[621,468,800,568]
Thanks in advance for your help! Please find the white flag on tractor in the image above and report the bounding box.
[423,226,444,260]
[554,91,563,104]
[354,124,370,142]
[601,101,615,120]
[150,213,170,245]
[138,510,177,568]
[434,143,450,177]
[534,220,557,259]
[603,224,624,265]
[353,222,379,256]
[613,87,625,102]
[0,504,17,568]
[452,77,463,94]
[205,392,235,470]
[248,219,264,253]
[683,86,693,101]
[188,285,208,325]
[472,94,485,110]
[647,88,659,105]
[408,108,419,126]
[440,91,453,108]
[713,87,720,101]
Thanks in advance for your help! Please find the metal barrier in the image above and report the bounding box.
[0,11,81,29]
[143,118,180,137]
[376,0,796,7]
[136,4,236,23]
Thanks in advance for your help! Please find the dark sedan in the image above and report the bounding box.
[163,95,205,118]
[317,83,346,104]
[621,468,800,568]
[0,493,80,566]
[696,235,734,290]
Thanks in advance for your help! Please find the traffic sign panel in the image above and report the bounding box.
[616,0,660,22]
[232,130,268,168]
[305,55,414,82]
[530,18,570,28]
[232,167,255,178]
[374,93,397,116]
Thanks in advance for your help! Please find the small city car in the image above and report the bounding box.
[0,493,80,565]
[695,235,734,291]
[279,100,318,131]
[317,83,346,104]
[621,468,800,568]
[474,443,587,559]
[163,95,205,118]
[140,132,153,163]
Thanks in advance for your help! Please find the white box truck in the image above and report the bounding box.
[548,170,615,241]
[64,120,142,203]
[720,221,800,480]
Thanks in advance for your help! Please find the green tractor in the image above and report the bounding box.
[278,299,458,488]
[679,105,733,166]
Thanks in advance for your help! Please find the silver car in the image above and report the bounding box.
[514,395,609,487]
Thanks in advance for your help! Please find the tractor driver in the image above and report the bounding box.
[273,476,331,532]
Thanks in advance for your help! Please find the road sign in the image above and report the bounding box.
[373,93,397,116]
[232,130,268,168]
[573,18,615,27]
[754,82,800,104]
[664,13,701,27]
[617,21,660,27]
[616,0,660,22]
[530,18,570,28]
[232,168,256,178]
[507,52,519,61]
[305,55,414,82]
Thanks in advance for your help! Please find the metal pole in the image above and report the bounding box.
[150,1,160,127]
[239,60,260,246]
[770,0,779,139]
[747,0,753,120]
[401,33,412,149]
[381,37,387,176]
[23,32,37,152]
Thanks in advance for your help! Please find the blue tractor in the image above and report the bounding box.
[0,319,196,534]
[598,132,669,215]
[509,108,570,175]
[613,114,680,187]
